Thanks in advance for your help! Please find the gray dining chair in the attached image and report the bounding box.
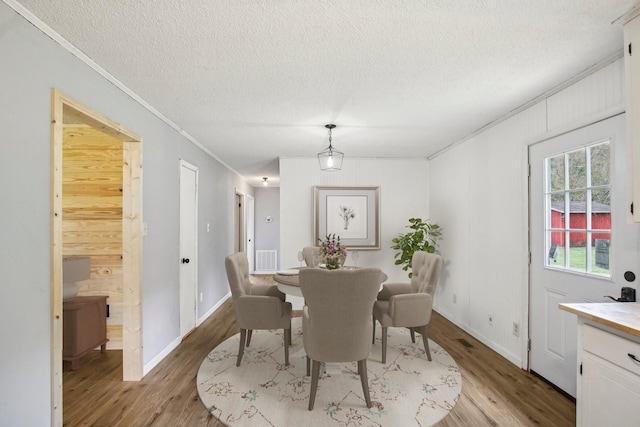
[302,246,320,267]
[299,267,383,410]
[372,251,443,363]
[225,252,292,366]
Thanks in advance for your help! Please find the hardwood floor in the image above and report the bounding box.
[63,278,575,426]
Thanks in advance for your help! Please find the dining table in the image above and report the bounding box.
[273,266,388,298]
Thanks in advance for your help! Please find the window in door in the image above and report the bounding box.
[545,140,611,276]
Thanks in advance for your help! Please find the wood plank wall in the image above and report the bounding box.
[62,124,123,349]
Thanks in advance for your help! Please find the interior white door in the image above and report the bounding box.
[529,114,639,397]
[179,160,198,338]
[246,195,255,273]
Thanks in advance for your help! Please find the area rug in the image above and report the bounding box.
[197,318,461,426]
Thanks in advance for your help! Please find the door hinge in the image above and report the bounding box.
[527,338,531,352]
[528,163,531,177]
[579,362,582,375]
[630,43,633,56]
[632,202,635,215]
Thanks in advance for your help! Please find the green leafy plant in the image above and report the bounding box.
[391,218,442,278]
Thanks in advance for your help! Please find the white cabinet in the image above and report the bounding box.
[624,12,640,222]
[577,323,640,427]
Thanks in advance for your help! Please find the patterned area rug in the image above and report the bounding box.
[197,317,461,426]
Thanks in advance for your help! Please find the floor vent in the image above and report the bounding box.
[255,250,278,271]
[456,338,474,348]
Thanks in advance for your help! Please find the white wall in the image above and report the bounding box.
[280,157,431,308]
[430,59,626,367]
[0,3,249,425]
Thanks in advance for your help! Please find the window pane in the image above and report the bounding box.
[592,189,610,230]
[548,231,564,266]
[567,235,587,272]
[548,155,565,191]
[550,195,565,228]
[568,149,586,189]
[569,191,586,229]
[543,140,610,278]
[590,143,610,187]
[592,234,611,274]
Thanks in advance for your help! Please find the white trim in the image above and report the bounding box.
[143,336,181,376]
[2,0,246,182]
[144,294,231,375]
[197,293,231,326]
[434,308,524,368]
[429,52,625,160]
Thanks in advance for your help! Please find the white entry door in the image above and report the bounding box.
[179,160,198,338]
[529,114,639,397]
[246,195,255,273]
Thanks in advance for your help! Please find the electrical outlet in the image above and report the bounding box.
[489,314,494,325]
[453,293,457,304]
[513,322,520,337]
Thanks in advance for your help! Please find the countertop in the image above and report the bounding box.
[559,302,640,337]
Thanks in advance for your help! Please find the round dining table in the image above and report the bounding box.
[273,266,388,297]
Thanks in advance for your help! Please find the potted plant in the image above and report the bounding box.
[391,218,442,278]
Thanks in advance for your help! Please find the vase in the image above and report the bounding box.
[325,257,345,270]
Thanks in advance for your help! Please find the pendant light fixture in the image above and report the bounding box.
[317,124,343,171]
[262,177,269,186]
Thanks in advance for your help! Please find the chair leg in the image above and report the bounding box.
[283,328,290,365]
[288,325,292,346]
[410,327,416,343]
[420,325,431,361]
[309,360,321,410]
[236,329,247,367]
[306,356,311,376]
[246,329,253,347]
[372,314,376,344]
[358,359,372,408]
[381,327,388,364]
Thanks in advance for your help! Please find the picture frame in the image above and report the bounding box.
[314,186,380,250]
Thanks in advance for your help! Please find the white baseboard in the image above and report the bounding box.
[253,270,276,275]
[143,336,181,376]
[197,292,231,326]
[434,308,523,368]
[143,293,232,376]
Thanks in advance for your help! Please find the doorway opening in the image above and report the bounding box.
[235,191,245,254]
[51,89,143,425]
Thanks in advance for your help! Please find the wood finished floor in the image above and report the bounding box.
[63,277,575,426]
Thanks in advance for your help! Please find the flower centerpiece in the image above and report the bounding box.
[319,234,347,270]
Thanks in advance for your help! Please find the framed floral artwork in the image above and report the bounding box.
[314,186,380,250]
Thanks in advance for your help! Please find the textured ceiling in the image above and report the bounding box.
[15,0,639,185]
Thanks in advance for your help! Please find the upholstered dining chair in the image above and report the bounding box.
[302,246,320,267]
[299,267,383,411]
[224,252,292,366]
[372,251,443,364]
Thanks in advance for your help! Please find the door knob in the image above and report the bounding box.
[182,258,190,264]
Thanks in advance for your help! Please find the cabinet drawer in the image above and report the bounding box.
[583,324,640,376]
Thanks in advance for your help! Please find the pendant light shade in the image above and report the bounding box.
[318,124,343,171]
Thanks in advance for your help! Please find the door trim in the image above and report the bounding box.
[51,89,143,426]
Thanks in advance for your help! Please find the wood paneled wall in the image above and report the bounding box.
[62,124,123,349]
